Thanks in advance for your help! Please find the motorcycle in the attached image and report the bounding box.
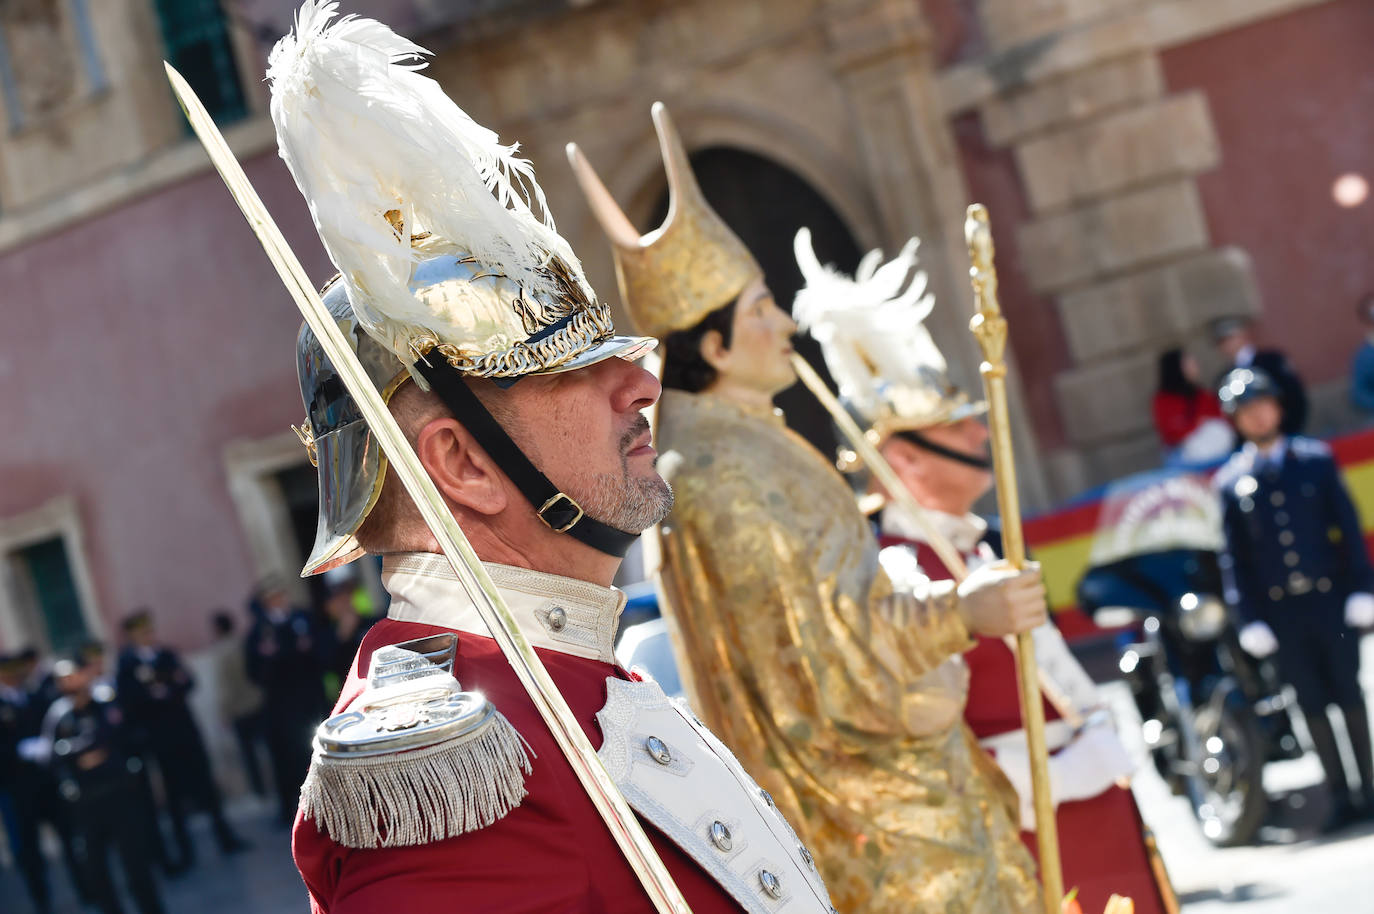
[1074,471,1301,847]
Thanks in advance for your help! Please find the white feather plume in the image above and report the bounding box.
[266,0,586,358]
[793,227,956,427]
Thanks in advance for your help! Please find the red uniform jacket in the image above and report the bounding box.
[292,616,747,913]
[879,533,1168,914]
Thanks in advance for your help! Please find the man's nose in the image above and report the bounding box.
[608,357,662,413]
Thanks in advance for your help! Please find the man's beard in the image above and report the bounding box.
[571,416,674,533]
[579,472,674,533]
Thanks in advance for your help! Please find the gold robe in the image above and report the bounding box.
[655,389,1041,914]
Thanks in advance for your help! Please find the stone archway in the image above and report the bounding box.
[650,146,864,460]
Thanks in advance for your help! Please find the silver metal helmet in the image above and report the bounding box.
[275,6,655,574]
[294,248,655,577]
[294,275,408,576]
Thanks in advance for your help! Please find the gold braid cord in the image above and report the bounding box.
[417,304,616,378]
[409,256,616,377]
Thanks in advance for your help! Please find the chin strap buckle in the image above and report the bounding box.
[538,493,586,533]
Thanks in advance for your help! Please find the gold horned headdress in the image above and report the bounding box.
[566,102,762,338]
[794,227,985,440]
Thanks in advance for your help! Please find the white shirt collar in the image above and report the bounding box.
[1235,343,1257,367]
[881,503,987,554]
[382,552,627,665]
[1242,435,1288,468]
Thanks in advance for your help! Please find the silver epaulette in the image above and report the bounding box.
[300,633,532,849]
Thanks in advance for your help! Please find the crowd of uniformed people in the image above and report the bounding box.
[0,577,377,914]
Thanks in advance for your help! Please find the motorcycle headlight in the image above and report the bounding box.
[1177,592,1228,641]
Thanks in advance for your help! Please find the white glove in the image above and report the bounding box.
[957,560,1049,637]
[1052,724,1135,803]
[1345,592,1374,629]
[1239,621,1279,658]
[995,720,1136,831]
[17,735,50,765]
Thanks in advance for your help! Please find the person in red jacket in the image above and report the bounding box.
[1152,348,1227,458]
[260,5,839,912]
[877,495,1172,914]
[800,235,1175,914]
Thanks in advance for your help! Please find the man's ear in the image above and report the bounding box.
[413,417,509,517]
[698,328,731,373]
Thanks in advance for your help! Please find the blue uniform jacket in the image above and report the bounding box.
[1215,436,1374,627]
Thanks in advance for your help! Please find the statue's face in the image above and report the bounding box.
[708,276,799,397]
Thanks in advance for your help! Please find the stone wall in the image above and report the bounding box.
[938,0,1347,497]
[0,0,181,211]
[1159,0,1374,430]
[420,0,1054,506]
[3,0,1363,655]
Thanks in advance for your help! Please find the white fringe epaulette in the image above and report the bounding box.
[299,635,534,849]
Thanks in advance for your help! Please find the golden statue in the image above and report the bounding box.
[569,104,1047,913]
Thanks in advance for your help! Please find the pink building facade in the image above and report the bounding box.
[3,0,1371,656]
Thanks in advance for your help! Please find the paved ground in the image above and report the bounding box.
[0,794,308,914]
[4,637,1372,913]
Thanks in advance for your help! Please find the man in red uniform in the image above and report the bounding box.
[260,4,850,912]
[795,230,1173,914]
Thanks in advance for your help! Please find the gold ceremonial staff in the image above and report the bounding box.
[965,204,1062,913]
[163,64,693,914]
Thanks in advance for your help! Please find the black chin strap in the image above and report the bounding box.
[896,429,993,471]
[413,358,639,558]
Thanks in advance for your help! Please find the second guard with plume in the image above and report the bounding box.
[569,105,1047,914]
[795,232,1170,914]
[252,4,839,912]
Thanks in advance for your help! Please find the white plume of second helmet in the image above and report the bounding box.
[793,227,984,444]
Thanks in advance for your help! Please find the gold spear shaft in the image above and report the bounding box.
[964,204,1062,913]
[164,64,692,914]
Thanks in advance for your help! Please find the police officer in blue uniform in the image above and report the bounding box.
[114,610,246,869]
[243,583,327,825]
[1214,367,1374,830]
[1,651,54,914]
[45,657,166,914]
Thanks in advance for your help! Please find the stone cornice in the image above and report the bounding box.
[819,0,933,73]
[936,0,1341,115]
